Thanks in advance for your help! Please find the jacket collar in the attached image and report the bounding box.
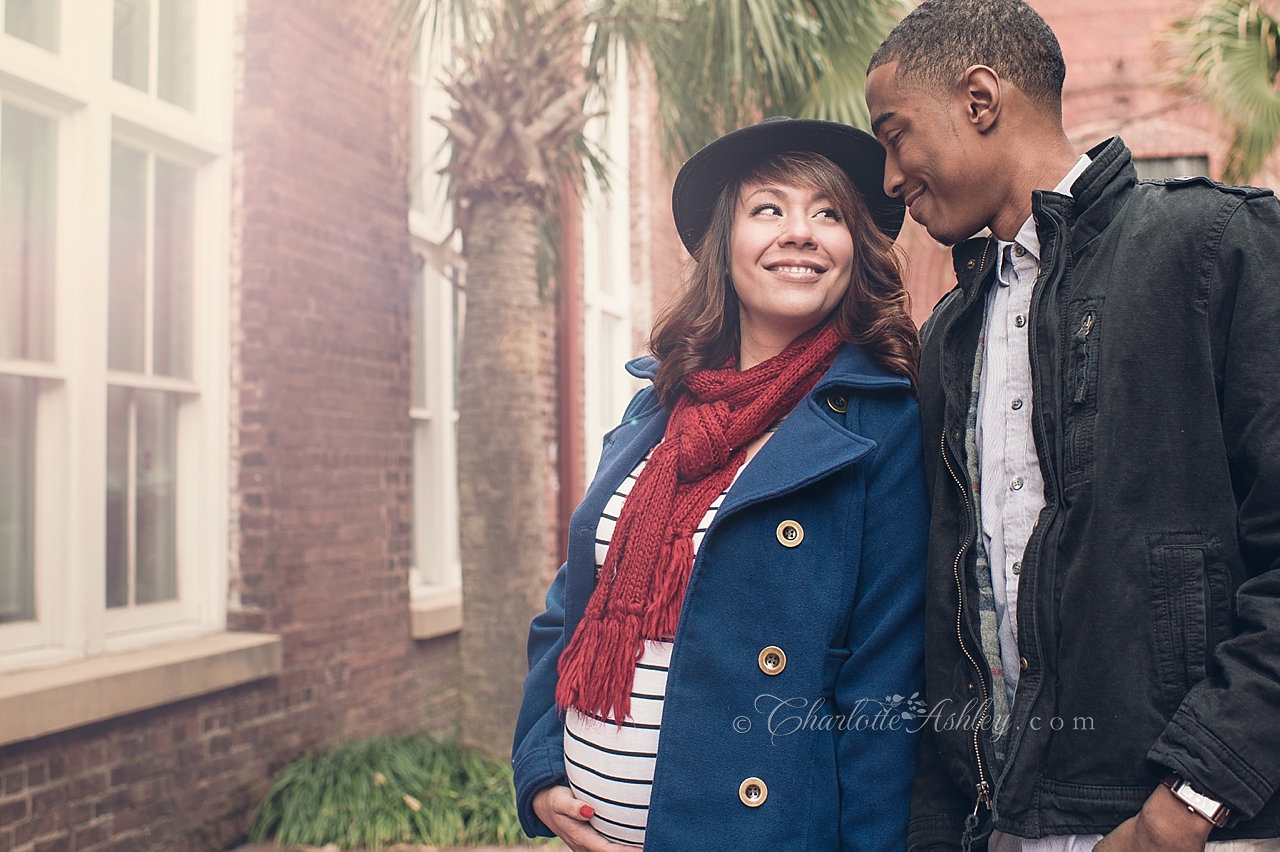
[950,136,1138,298]
[625,342,910,392]
[619,344,907,520]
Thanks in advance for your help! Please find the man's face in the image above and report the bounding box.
[865,61,998,245]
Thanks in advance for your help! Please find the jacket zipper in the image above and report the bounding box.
[950,237,993,851]
[941,430,992,847]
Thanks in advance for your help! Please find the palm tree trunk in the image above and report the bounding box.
[456,194,553,757]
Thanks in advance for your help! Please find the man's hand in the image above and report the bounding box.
[1093,783,1215,852]
[531,785,637,852]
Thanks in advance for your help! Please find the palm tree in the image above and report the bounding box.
[395,0,906,757]
[1166,0,1280,183]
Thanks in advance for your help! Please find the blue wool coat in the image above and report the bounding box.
[512,345,929,851]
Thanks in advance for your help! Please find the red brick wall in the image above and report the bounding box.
[0,1,460,849]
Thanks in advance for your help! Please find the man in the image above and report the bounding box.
[863,1,1280,851]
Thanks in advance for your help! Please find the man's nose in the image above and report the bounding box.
[883,154,905,198]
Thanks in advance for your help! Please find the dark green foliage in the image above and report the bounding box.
[248,735,542,848]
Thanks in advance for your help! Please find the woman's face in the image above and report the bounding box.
[729,181,855,346]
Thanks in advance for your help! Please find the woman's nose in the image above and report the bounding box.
[779,216,816,246]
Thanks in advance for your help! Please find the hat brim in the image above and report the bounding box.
[672,118,905,253]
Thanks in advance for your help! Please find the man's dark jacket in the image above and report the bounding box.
[909,137,1280,850]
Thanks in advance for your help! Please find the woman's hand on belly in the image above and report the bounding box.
[532,785,640,851]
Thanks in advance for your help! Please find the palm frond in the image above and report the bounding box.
[1166,0,1280,182]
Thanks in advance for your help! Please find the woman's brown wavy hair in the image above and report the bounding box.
[650,151,919,409]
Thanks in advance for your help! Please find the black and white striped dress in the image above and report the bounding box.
[563,447,744,847]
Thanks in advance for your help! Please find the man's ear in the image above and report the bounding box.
[960,65,1001,133]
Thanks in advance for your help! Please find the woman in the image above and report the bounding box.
[512,117,928,851]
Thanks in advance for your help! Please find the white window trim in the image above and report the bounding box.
[0,631,281,747]
[408,33,463,639]
[0,0,234,673]
[582,43,640,481]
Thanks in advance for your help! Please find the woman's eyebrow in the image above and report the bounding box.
[742,186,833,204]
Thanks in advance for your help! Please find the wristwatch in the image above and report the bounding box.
[1162,773,1230,828]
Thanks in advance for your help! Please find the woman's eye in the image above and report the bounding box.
[819,209,842,221]
[751,203,782,217]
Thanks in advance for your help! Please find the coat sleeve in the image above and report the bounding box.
[511,563,569,838]
[510,382,660,837]
[835,391,930,851]
[1147,192,1280,821]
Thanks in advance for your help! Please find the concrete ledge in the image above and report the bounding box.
[411,587,462,640]
[0,631,282,747]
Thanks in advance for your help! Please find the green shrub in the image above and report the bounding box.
[248,734,544,848]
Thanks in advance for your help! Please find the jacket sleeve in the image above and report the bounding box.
[511,563,569,837]
[907,724,973,851]
[835,392,930,851]
[1147,192,1280,821]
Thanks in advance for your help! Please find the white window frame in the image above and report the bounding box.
[408,31,463,638]
[0,0,232,672]
[582,43,641,480]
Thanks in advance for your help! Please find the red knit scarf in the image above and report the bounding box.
[555,323,843,721]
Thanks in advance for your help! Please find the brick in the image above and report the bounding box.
[33,836,69,852]
[72,820,110,849]
[25,763,46,788]
[2,771,22,796]
[0,799,27,823]
[63,800,92,827]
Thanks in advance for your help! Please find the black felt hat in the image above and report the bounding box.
[671,117,905,253]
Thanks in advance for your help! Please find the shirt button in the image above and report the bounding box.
[1011,397,1023,411]
[1010,477,1024,491]
[1014,244,1027,258]
[1015,315,1027,328]
[1020,657,1030,672]
[1012,560,1022,575]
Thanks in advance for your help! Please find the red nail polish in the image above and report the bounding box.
[580,804,595,819]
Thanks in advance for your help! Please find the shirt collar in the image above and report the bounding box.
[995,153,1092,282]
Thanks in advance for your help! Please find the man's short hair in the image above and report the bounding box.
[869,0,1066,115]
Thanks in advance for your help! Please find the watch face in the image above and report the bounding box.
[1169,777,1230,827]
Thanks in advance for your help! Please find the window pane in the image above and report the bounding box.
[599,313,620,428]
[0,376,35,624]
[1134,157,1210,180]
[113,0,150,92]
[109,144,147,373]
[105,386,129,608]
[157,0,195,110]
[0,104,57,362]
[135,390,176,604]
[153,159,192,378]
[5,0,59,52]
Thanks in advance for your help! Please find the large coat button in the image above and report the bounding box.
[758,646,786,675]
[826,394,848,414]
[776,520,804,547]
[739,777,768,807]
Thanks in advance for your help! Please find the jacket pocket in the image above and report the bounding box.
[821,647,852,695]
[1147,533,1213,715]
[1064,298,1103,478]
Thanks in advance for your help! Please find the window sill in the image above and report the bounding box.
[0,631,282,748]
[411,586,462,640]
